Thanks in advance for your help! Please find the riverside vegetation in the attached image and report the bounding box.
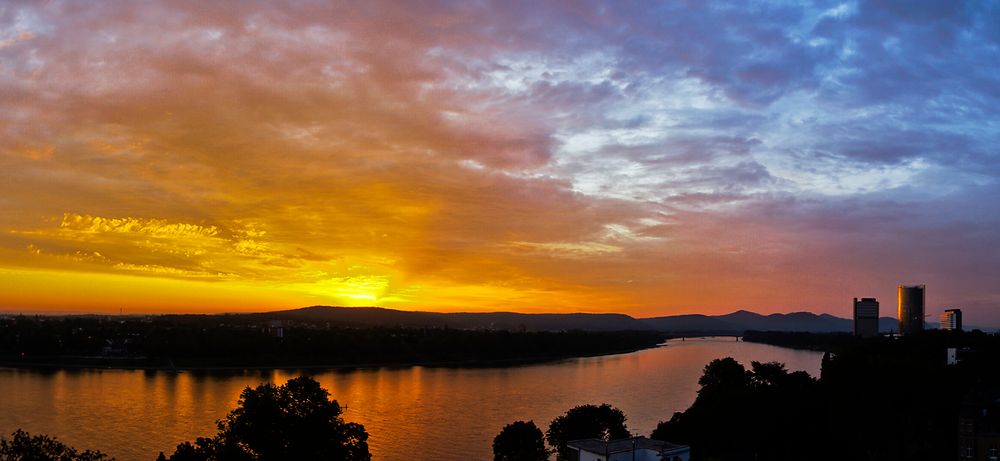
[496,329,1000,461]
[0,315,664,368]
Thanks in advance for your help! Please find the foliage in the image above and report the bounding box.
[654,330,1000,460]
[0,430,112,461]
[492,421,548,461]
[157,376,369,461]
[742,330,856,351]
[695,357,750,399]
[652,358,820,461]
[0,316,665,368]
[546,404,629,460]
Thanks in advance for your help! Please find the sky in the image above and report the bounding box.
[1,1,999,323]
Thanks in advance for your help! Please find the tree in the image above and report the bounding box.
[750,361,788,388]
[652,357,821,461]
[696,357,750,399]
[546,404,629,460]
[820,351,832,380]
[0,429,112,461]
[492,421,548,461]
[159,376,370,461]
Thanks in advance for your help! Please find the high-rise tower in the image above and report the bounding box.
[853,297,879,337]
[897,285,925,335]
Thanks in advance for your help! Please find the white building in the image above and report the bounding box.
[567,437,690,461]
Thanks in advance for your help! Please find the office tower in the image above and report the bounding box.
[853,297,879,337]
[940,308,962,331]
[897,285,925,335]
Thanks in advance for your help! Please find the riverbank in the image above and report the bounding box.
[0,343,664,372]
[2,316,668,373]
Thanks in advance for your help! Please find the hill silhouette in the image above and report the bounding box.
[246,306,900,334]
[251,306,647,331]
[641,309,900,334]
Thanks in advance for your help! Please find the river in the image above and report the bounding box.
[0,338,822,460]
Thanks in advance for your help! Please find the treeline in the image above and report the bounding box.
[741,330,855,351]
[657,329,1000,460]
[491,360,826,461]
[0,315,665,368]
[743,328,1000,354]
[489,330,1000,460]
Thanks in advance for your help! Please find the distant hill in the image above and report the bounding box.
[642,309,899,334]
[251,306,901,334]
[256,306,648,331]
[880,317,900,332]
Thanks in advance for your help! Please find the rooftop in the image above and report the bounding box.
[567,436,689,455]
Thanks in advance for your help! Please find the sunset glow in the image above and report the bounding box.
[2,1,999,322]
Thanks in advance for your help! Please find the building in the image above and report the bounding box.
[960,389,1000,460]
[101,337,133,356]
[567,437,690,461]
[898,285,926,335]
[266,320,285,338]
[941,309,963,331]
[853,297,880,337]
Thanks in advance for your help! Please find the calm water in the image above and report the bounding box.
[0,338,821,460]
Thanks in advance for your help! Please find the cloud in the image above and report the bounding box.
[56,214,220,239]
[0,1,998,323]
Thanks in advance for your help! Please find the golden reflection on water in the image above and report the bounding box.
[0,339,821,460]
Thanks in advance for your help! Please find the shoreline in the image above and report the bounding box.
[0,344,664,373]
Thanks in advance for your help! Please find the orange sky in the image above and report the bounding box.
[2,2,999,322]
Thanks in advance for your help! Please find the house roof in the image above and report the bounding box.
[567,436,689,455]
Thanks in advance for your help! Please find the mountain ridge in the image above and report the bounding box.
[254,305,903,334]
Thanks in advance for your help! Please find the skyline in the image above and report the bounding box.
[0,296,979,332]
[2,1,1000,324]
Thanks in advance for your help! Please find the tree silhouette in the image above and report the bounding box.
[492,420,548,461]
[749,361,787,388]
[0,429,112,461]
[653,357,822,461]
[546,404,629,460]
[158,376,369,461]
[696,357,750,399]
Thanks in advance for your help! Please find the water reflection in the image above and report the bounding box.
[0,338,821,460]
